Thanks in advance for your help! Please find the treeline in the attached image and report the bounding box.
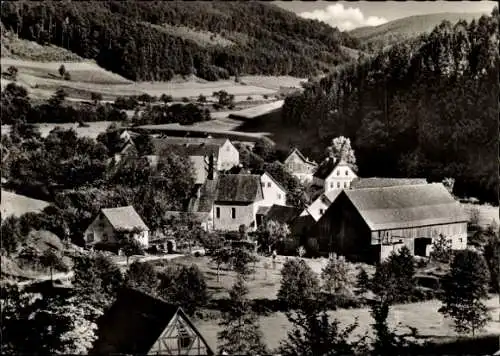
[282,10,499,204]
[1,84,127,125]
[0,1,359,81]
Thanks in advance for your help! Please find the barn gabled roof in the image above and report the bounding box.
[90,288,214,355]
[101,206,149,232]
[343,183,468,231]
[350,177,428,189]
[215,174,263,203]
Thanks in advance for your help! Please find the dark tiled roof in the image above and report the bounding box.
[350,177,428,189]
[265,205,301,224]
[188,179,219,213]
[257,206,271,215]
[101,206,149,231]
[90,288,214,355]
[151,137,227,157]
[215,174,263,203]
[344,183,468,231]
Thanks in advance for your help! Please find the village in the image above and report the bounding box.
[1,1,499,355]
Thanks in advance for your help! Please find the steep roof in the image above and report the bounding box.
[188,179,218,213]
[313,158,353,180]
[151,137,227,157]
[262,171,288,194]
[285,148,318,166]
[265,205,301,224]
[215,174,263,203]
[351,177,428,189]
[343,183,468,231]
[90,288,214,355]
[101,206,149,232]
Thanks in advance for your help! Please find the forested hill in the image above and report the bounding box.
[350,12,486,52]
[0,1,360,81]
[282,9,499,204]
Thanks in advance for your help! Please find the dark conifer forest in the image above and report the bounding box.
[282,10,499,203]
[0,1,360,81]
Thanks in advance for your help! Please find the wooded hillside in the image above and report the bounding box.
[282,9,499,203]
[0,1,360,81]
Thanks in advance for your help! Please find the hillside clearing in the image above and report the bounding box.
[1,190,51,218]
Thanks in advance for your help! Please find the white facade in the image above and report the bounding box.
[259,172,287,207]
[284,149,317,184]
[84,214,149,249]
[322,164,357,192]
[300,189,342,222]
[217,140,240,171]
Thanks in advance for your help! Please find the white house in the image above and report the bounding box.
[84,206,149,249]
[283,148,318,183]
[301,189,342,222]
[212,174,264,232]
[260,172,287,207]
[313,158,357,192]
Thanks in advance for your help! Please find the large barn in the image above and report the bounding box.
[312,183,469,263]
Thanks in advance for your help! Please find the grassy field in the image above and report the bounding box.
[1,190,51,218]
[1,121,118,139]
[194,297,500,352]
[170,255,500,352]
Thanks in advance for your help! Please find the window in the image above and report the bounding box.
[344,182,347,188]
[345,170,348,176]
[261,182,265,188]
[267,182,271,188]
[330,182,334,189]
[216,207,220,219]
[87,233,94,243]
[231,208,236,219]
[277,193,281,200]
[320,209,324,215]
[337,170,340,176]
[337,182,341,188]
[226,145,230,151]
[178,336,193,349]
[102,233,108,242]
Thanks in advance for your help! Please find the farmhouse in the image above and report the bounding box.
[313,183,468,263]
[91,288,214,356]
[283,148,318,183]
[313,157,357,192]
[213,174,264,231]
[260,172,287,207]
[83,206,149,250]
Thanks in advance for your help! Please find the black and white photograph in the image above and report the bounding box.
[0,0,499,355]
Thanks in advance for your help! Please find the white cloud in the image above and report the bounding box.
[299,3,388,31]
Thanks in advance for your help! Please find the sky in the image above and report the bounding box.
[275,1,497,31]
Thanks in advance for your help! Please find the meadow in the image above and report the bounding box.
[169,255,500,352]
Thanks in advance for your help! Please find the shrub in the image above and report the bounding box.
[430,234,452,263]
[63,72,71,81]
[321,254,355,296]
[181,97,190,103]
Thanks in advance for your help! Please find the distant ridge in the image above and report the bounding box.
[350,12,487,50]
